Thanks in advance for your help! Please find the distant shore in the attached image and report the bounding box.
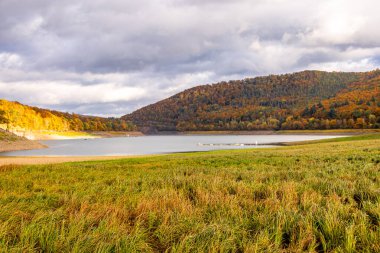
[5,129,379,141]
[8,130,145,140]
[176,129,380,136]
[39,131,144,140]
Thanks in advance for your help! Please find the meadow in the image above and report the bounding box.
[0,135,379,252]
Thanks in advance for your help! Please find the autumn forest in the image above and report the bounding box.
[0,100,136,132]
[1,70,380,133]
[124,70,380,132]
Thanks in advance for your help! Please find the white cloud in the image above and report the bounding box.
[0,68,220,115]
[0,53,23,68]
[0,0,380,115]
[308,58,378,72]
[0,81,146,105]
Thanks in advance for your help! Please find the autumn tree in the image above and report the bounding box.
[0,110,8,124]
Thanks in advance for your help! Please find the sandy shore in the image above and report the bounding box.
[0,156,138,166]
[0,140,47,153]
[34,131,144,140]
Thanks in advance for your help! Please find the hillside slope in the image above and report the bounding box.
[0,129,45,152]
[0,100,136,133]
[123,70,380,131]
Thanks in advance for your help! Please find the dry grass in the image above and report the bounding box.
[0,136,379,252]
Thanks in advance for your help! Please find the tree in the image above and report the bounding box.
[356,118,366,128]
[369,114,376,125]
[0,110,8,125]
[328,108,337,118]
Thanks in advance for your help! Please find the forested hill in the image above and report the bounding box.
[0,100,136,132]
[123,70,380,131]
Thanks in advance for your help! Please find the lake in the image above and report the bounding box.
[0,134,344,156]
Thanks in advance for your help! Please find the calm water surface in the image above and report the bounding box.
[1,135,343,156]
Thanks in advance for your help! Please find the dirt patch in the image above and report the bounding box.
[0,129,46,153]
[0,139,46,153]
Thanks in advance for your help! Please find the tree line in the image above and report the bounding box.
[124,70,380,131]
[0,100,136,132]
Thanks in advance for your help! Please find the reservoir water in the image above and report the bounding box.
[0,134,344,156]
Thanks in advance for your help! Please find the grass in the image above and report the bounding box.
[285,133,380,145]
[0,136,379,252]
[278,129,380,134]
[0,130,20,142]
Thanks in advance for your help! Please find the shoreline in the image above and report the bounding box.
[0,155,145,166]
[179,129,379,136]
[0,130,47,153]
[0,140,47,153]
[6,129,377,141]
[1,133,379,166]
[0,129,380,159]
[31,131,144,140]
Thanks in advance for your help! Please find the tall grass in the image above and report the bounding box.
[0,137,379,252]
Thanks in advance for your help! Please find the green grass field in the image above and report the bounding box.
[0,135,379,252]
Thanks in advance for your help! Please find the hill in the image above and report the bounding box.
[123,70,380,132]
[0,99,136,134]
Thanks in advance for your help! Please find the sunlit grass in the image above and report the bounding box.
[0,136,379,252]
[286,133,380,145]
[278,129,380,134]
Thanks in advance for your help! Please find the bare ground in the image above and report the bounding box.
[0,155,139,166]
[0,129,47,153]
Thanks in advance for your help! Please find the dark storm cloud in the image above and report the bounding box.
[0,0,380,116]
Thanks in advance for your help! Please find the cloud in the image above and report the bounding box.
[0,81,146,105]
[0,53,24,68]
[0,0,380,116]
[308,58,379,72]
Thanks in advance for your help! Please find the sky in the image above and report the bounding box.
[1,0,380,117]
